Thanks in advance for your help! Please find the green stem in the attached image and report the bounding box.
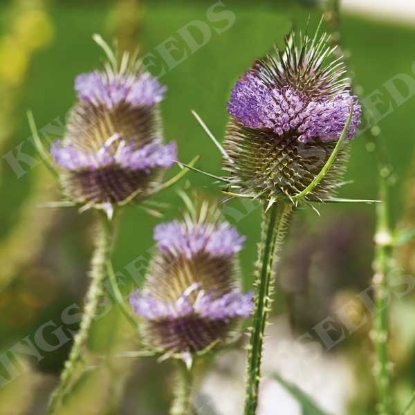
[170,362,195,415]
[372,137,394,415]
[244,201,294,415]
[325,0,343,56]
[325,1,394,412]
[48,213,114,414]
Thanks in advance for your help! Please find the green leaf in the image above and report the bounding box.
[191,110,231,161]
[27,110,59,180]
[293,108,353,203]
[176,160,228,182]
[270,373,332,415]
[158,155,201,192]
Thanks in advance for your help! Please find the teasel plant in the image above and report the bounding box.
[125,197,254,414]
[28,35,197,414]
[182,19,377,414]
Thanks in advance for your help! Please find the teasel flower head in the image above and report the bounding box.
[129,200,253,366]
[224,28,361,205]
[50,37,177,218]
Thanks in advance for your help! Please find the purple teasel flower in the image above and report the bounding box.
[50,50,177,218]
[224,30,362,203]
[153,220,246,259]
[129,204,253,364]
[228,76,360,144]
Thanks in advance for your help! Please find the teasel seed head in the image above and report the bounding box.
[224,29,361,204]
[129,200,253,365]
[50,39,177,218]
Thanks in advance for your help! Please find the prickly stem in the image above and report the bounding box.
[48,212,114,413]
[244,201,293,415]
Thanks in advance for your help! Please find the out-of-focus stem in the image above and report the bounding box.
[112,0,142,53]
[170,362,195,415]
[48,213,115,414]
[325,0,343,55]
[325,2,394,412]
[370,126,394,415]
[244,201,293,415]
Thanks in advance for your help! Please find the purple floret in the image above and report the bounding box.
[129,285,254,321]
[196,290,254,319]
[227,71,361,143]
[153,220,246,258]
[75,70,167,109]
[116,140,176,172]
[129,290,174,320]
[227,72,278,130]
[51,136,176,172]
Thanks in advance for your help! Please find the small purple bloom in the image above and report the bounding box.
[130,203,252,359]
[50,44,176,214]
[196,289,254,319]
[51,136,176,172]
[153,220,246,258]
[75,70,166,109]
[130,285,253,321]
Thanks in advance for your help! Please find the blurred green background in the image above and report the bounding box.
[0,0,415,414]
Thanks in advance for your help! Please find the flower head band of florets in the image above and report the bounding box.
[224,27,362,205]
[48,36,177,219]
[129,199,253,366]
